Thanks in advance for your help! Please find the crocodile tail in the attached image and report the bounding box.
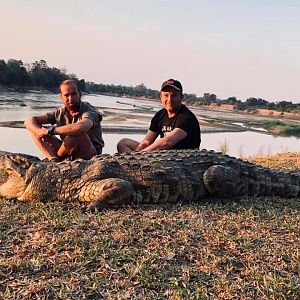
[203,164,300,198]
[241,164,300,197]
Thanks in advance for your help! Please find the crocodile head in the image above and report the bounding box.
[0,153,39,200]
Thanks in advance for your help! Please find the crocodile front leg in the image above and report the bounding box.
[79,178,134,211]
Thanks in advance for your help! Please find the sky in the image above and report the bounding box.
[1,0,300,103]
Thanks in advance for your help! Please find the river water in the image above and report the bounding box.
[0,92,299,158]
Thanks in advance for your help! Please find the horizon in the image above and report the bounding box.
[1,1,300,103]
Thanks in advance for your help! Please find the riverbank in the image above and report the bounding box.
[1,87,300,123]
[0,93,300,135]
[203,103,300,121]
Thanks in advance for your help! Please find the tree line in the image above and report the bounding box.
[185,94,300,113]
[1,58,299,113]
[86,82,160,99]
[0,59,86,92]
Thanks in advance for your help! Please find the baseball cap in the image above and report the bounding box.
[161,79,183,93]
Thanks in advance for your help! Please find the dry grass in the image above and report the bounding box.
[1,152,300,299]
[247,151,300,171]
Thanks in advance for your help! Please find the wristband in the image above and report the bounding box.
[47,126,56,136]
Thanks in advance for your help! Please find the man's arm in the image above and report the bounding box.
[135,130,159,151]
[141,128,187,152]
[24,114,50,138]
[54,119,93,136]
[25,115,93,137]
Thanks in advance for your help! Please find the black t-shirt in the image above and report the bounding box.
[149,104,201,149]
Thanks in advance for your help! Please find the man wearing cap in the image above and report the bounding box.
[25,79,104,161]
[117,79,200,153]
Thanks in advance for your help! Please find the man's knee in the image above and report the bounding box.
[63,134,89,148]
[117,138,138,153]
[117,138,127,152]
[60,134,96,160]
[63,135,78,148]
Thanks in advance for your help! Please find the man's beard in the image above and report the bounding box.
[66,102,80,112]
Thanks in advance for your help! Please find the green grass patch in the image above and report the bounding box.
[260,121,300,137]
[1,197,300,299]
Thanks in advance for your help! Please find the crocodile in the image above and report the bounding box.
[0,149,299,210]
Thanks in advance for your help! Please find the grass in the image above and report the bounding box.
[247,152,300,171]
[217,139,230,155]
[253,120,300,137]
[1,153,300,299]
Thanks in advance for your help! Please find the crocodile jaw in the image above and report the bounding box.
[0,172,27,200]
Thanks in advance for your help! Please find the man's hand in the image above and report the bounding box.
[141,128,187,152]
[36,127,50,138]
[24,115,50,136]
[135,130,158,151]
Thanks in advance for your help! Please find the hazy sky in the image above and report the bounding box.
[1,0,300,102]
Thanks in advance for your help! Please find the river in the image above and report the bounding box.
[0,91,299,158]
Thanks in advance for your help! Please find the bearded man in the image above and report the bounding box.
[25,80,104,161]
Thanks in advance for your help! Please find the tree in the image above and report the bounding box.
[245,97,268,108]
[6,59,31,85]
[0,60,8,84]
[225,97,238,105]
[134,83,147,96]
[275,101,294,112]
[77,79,86,92]
[30,60,48,86]
[203,93,217,104]
[29,60,69,88]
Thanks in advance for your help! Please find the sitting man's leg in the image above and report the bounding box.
[30,132,62,161]
[117,138,139,153]
[58,133,97,160]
